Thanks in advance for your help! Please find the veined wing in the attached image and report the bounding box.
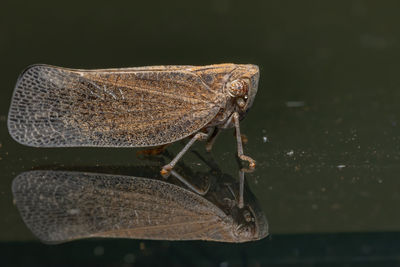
[12,171,234,243]
[8,64,226,147]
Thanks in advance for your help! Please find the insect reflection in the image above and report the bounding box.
[12,166,268,243]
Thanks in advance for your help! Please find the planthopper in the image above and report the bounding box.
[12,170,268,243]
[7,64,259,174]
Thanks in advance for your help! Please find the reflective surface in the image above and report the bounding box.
[12,168,267,243]
[1,0,400,265]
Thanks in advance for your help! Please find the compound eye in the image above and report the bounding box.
[228,79,248,97]
[243,210,254,222]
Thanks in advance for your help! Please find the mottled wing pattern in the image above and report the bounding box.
[8,65,225,147]
[12,171,233,243]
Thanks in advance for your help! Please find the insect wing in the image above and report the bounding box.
[8,65,224,147]
[12,171,234,243]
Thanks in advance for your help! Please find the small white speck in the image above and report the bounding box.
[337,165,346,169]
[378,179,383,184]
[220,261,229,267]
[262,136,268,143]
[287,150,294,156]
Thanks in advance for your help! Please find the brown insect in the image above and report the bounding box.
[7,64,259,174]
[12,170,268,243]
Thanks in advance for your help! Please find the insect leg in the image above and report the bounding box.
[238,169,244,209]
[170,170,210,195]
[233,112,256,169]
[236,167,254,208]
[205,127,220,152]
[222,113,235,129]
[161,132,209,177]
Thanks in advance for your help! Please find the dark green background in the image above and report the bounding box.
[1,0,400,265]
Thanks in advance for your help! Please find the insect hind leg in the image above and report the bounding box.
[161,132,209,178]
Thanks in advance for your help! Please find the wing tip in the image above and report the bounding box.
[15,64,55,84]
[8,64,47,147]
[7,63,68,148]
[7,117,41,147]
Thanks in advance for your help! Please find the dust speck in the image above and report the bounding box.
[287,150,294,156]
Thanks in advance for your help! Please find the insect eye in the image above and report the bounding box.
[228,79,248,97]
[243,210,254,222]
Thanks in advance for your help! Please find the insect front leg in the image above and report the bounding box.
[232,112,256,169]
[238,168,245,208]
[161,132,209,178]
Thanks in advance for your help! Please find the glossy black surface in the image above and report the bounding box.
[1,0,399,265]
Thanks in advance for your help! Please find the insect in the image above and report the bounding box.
[12,170,268,243]
[7,64,259,174]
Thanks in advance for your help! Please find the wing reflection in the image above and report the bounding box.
[12,168,268,243]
